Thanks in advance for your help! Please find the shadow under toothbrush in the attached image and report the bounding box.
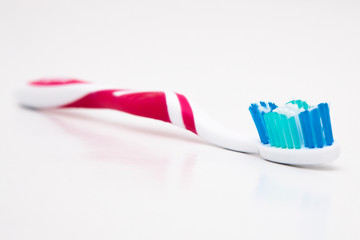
[266,159,340,171]
[40,108,204,146]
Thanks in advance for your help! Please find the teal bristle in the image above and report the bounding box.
[249,100,335,149]
[267,112,281,147]
[280,114,294,149]
[273,112,287,148]
[288,100,310,110]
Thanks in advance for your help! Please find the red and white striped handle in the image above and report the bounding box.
[15,79,258,153]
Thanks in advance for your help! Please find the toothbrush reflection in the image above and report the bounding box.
[42,109,200,190]
[255,170,331,240]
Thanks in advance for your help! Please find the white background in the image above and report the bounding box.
[0,0,359,239]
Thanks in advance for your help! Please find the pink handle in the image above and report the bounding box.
[29,79,197,134]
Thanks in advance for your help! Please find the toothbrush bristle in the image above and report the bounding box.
[249,102,277,145]
[249,100,334,149]
[249,104,268,144]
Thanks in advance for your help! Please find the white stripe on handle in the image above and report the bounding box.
[164,91,186,129]
[15,79,258,153]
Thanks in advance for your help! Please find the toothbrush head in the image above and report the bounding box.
[249,100,340,165]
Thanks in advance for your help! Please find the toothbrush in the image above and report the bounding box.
[15,78,340,165]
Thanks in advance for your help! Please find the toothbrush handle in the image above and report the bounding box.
[15,78,258,153]
[16,79,197,134]
[64,89,199,133]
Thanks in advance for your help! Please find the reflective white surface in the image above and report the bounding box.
[1,0,359,239]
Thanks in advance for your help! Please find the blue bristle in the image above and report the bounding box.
[260,101,267,108]
[310,108,324,148]
[318,103,334,146]
[249,104,269,144]
[268,102,277,111]
[299,110,315,148]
